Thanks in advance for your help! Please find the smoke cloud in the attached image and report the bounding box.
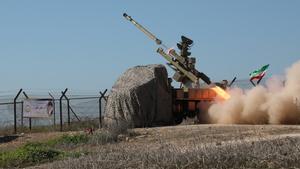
[208,60,300,124]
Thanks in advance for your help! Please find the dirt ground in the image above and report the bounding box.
[2,124,300,152]
[23,124,300,169]
[0,131,72,152]
[117,124,300,153]
[133,124,300,143]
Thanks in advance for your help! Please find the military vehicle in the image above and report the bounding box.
[123,13,232,123]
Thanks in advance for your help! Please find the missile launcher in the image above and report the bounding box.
[123,13,230,123]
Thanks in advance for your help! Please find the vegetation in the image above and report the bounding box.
[0,118,101,136]
[35,135,300,169]
[0,129,122,168]
[0,142,62,168]
[4,123,300,169]
[48,134,89,146]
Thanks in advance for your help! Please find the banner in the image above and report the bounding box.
[23,99,54,118]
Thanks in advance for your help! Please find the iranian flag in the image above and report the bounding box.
[249,64,269,80]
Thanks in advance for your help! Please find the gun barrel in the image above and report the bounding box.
[123,13,162,45]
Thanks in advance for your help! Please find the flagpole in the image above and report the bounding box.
[257,77,263,85]
[249,64,270,87]
[250,79,256,87]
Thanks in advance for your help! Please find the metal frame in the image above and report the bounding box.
[59,88,68,131]
[13,89,23,134]
[49,92,56,126]
[1,88,108,134]
[99,89,108,128]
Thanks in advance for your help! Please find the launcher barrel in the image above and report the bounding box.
[123,13,212,88]
[123,13,162,45]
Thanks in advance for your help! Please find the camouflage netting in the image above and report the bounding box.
[104,64,174,128]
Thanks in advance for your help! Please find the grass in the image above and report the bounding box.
[22,125,300,169]
[2,123,300,169]
[0,118,101,136]
[37,135,300,169]
[48,134,89,146]
[88,130,118,145]
[0,142,62,168]
[0,129,123,168]
[4,121,300,169]
[0,118,131,168]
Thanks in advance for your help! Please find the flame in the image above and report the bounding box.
[211,86,231,100]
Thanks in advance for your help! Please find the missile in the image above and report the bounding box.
[123,13,162,45]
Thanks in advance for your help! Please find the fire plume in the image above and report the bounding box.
[211,86,231,100]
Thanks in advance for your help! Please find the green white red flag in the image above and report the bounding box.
[249,64,269,80]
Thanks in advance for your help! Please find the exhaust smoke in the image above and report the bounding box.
[208,60,300,124]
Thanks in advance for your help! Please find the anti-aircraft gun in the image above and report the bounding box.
[123,13,211,89]
[123,13,230,123]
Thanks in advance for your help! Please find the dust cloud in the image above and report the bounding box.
[208,60,300,124]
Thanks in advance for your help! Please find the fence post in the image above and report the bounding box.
[228,77,237,87]
[99,89,108,129]
[21,102,24,127]
[49,93,56,127]
[59,88,68,132]
[22,92,32,131]
[69,106,80,122]
[257,78,263,85]
[14,89,23,134]
[67,98,70,126]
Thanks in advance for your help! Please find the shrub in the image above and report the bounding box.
[0,142,62,168]
[57,134,89,145]
[88,131,117,145]
[48,134,89,148]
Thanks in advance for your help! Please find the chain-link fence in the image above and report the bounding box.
[0,89,108,135]
[0,78,283,135]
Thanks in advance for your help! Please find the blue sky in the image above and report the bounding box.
[0,0,299,93]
